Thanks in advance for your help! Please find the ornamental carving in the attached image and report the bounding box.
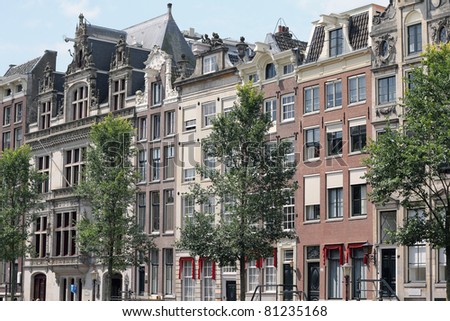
[66,13,95,75]
[431,18,450,44]
[201,32,224,48]
[110,36,129,70]
[373,0,396,25]
[376,105,397,117]
[372,34,396,68]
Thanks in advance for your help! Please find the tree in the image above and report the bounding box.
[76,114,153,301]
[0,145,43,300]
[177,82,298,301]
[364,43,450,300]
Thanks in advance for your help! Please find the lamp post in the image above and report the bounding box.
[342,263,352,301]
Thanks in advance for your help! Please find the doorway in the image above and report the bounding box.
[307,262,320,300]
[225,281,236,301]
[381,248,396,297]
[33,273,46,301]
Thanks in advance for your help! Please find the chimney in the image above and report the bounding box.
[167,3,172,14]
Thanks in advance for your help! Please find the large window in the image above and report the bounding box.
[283,196,295,230]
[304,175,320,221]
[64,147,85,187]
[380,211,396,244]
[137,193,146,231]
[304,86,320,114]
[165,111,175,136]
[407,209,426,282]
[3,106,11,126]
[40,101,51,130]
[348,75,366,104]
[164,249,174,295]
[265,256,277,292]
[247,260,260,292]
[202,152,216,180]
[150,249,159,294]
[438,248,447,282]
[378,76,396,105]
[163,189,174,233]
[181,259,195,301]
[282,94,295,121]
[407,23,422,55]
[112,78,126,110]
[14,102,22,123]
[327,249,342,299]
[326,80,342,109]
[349,121,366,153]
[183,107,196,131]
[152,82,162,106]
[326,124,342,156]
[138,149,147,183]
[201,260,215,301]
[182,196,195,224]
[329,28,343,57]
[150,191,160,233]
[202,102,216,127]
[351,184,367,216]
[203,55,217,74]
[265,63,276,79]
[70,86,88,120]
[304,128,320,160]
[137,117,147,141]
[264,98,277,122]
[2,131,11,150]
[54,211,77,256]
[328,188,343,219]
[351,248,367,299]
[37,155,50,193]
[151,148,160,181]
[14,127,23,149]
[34,216,48,258]
[151,114,161,140]
[164,145,175,180]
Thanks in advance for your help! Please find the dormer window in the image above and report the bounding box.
[329,28,343,57]
[112,79,126,110]
[203,55,217,74]
[265,63,276,80]
[70,85,88,121]
[152,82,162,106]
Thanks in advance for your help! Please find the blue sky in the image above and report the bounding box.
[0,0,386,75]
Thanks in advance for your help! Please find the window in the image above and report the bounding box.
[408,245,426,282]
[184,168,195,182]
[137,117,147,141]
[283,137,295,167]
[14,127,23,149]
[264,98,277,122]
[165,111,175,136]
[349,121,366,153]
[164,145,174,180]
[265,63,276,79]
[247,260,260,292]
[152,82,162,105]
[202,102,216,127]
[202,195,216,217]
[5,88,12,96]
[138,266,145,296]
[329,28,343,57]
[37,155,50,193]
[304,175,321,221]
[351,184,367,216]
[408,23,422,55]
[327,172,343,219]
[138,149,147,182]
[202,152,216,180]
[378,76,396,105]
[249,73,259,83]
[14,102,22,123]
[438,248,447,282]
[182,259,195,300]
[327,249,342,299]
[151,148,161,181]
[163,189,174,232]
[203,55,217,74]
[283,196,295,230]
[222,194,235,224]
[34,216,48,258]
[183,144,195,182]
[150,191,160,233]
[282,94,295,121]
[304,128,320,160]
[380,211,396,244]
[351,248,367,299]
[306,205,320,221]
[112,79,126,110]
[326,80,342,109]
[40,101,51,130]
[183,196,195,224]
[164,249,174,295]
[265,256,277,292]
[64,147,85,187]
[283,64,294,74]
[439,27,448,44]
[151,114,161,140]
[348,75,366,104]
[183,107,196,131]
[54,211,77,256]
[304,86,319,114]
[2,132,11,150]
[201,260,215,301]
[3,106,11,126]
[326,124,342,156]
[150,249,159,294]
[137,193,146,231]
[70,86,88,121]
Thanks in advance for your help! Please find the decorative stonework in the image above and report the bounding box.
[373,0,396,25]
[66,13,95,75]
[110,36,129,70]
[39,63,54,93]
[376,105,397,118]
[372,34,396,68]
[201,32,224,48]
[431,18,450,44]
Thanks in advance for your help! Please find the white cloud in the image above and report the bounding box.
[59,0,101,19]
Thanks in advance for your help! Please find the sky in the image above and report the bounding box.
[0,0,388,76]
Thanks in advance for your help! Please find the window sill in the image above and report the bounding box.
[304,157,320,163]
[164,134,176,139]
[325,154,343,159]
[136,181,147,186]
[151,138,161,143]
[405,283,426,288]
[183,129,196,133]
[281,119,295,124]
[304,219,320,225]
[163,231,174,236]
[348,151,363,156]
[151,232,160,236]
[325,106,342,112]
[326,218,344,223]
[149,180,161,184]
[151,103,162,108]
[348,101,366,107]
[137,138,147,143]
[303,111,320,117]
[348,215,367,221]
[163,178,175,182]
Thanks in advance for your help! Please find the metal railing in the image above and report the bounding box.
[355,278,400,301]
[251,284,308,301]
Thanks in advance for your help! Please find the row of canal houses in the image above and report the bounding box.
[1,0,449,301]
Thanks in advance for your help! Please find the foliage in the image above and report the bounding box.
[177,82,298,300]
[0,145,44,299]
[364,43,450,300]
[76,114,153,300]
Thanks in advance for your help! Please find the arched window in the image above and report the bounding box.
[265,63,276,80]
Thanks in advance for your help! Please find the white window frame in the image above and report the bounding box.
[281,94,295,121]
[203,55,217,74]
[264,98,277,122]
[304,86,320,114]
[348,74,366,104]
[326,80,342,109]
[202,102,216,127]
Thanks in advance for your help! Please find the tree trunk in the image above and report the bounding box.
[239,256,246,301]
[9,260,16,301]
[106,258,113,301]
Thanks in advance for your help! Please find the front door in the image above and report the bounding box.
[33,274,46,301]
[225,281,236,301]
[283,264,294,301]
[381,249,396,297]
[307,262,320,301]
